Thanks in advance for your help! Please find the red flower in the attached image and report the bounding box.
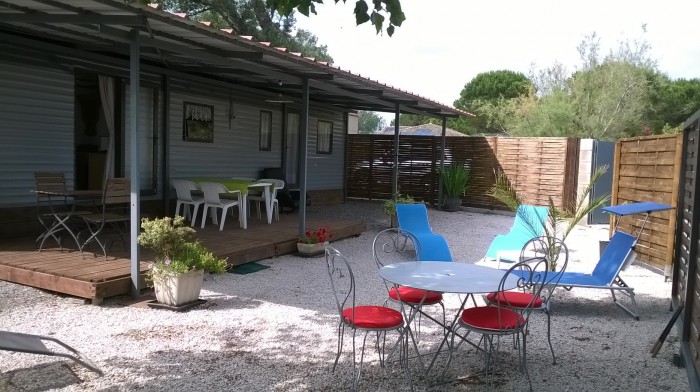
[298,226,334,244]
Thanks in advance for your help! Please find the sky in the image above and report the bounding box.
[295,0,700,121]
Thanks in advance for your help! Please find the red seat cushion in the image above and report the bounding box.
[388,287,443,305]
[485,291,543,308]
[460,306,525,331]
[342,306,403,329]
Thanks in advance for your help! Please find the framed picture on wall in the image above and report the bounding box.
[183,102,214,143]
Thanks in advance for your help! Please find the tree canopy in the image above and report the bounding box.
[451,70,533,134]
[357,111,386,133]
[461,31,700,140]
[148,0,333,62]
[453,70,533,109]
[274,0,405,36]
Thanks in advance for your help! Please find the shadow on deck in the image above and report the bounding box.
[0,212,365,304]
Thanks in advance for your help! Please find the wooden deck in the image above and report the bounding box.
[0,213,365,304]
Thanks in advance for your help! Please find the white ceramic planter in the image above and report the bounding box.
[153,268,204,306]
[297,241,329,255]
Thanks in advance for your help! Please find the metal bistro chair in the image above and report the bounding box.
[172,179,204,227]
[34,171,70,250]
[372,228,446,345]
[34,171,91,251]
[325,246,411,390]
[450,257,550,392]
[486,236,569,365]
[80,178,130,260]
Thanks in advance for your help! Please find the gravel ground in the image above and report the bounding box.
[0,200,689,391]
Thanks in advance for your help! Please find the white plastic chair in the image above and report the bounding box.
[248,178,284,221]
[172,179,204,227]
[199,182,241,231]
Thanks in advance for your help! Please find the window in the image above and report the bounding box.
[317,120,333,154]
[259,110,272,151]
[183,102,214,143]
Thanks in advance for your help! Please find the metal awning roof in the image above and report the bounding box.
[0,0,471,118]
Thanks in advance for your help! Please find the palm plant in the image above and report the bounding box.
[438,162,471,198]
[489,165,610,269]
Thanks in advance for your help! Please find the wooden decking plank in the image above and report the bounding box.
[0,264,97,299]
[0,215,365,302]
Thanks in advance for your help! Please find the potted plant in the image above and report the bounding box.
[438,162,471,211]
[382,193,416,227]
[489,165,610,270]
[138,216,227,306]
[297,226,333,255]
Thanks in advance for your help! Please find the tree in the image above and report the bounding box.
[474,31,665,140]
[394,114,435,127]
[647,75,700,133]
[274,0,405,36]
[453,70,534,133]
[454,70,533,109]
[357,111,385,133]
[148,0,333,62]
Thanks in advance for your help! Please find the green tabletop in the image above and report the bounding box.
[191,178,253,193]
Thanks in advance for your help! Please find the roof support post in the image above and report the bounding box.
[392,104,400,200]
[129,28,142,298]
[298,77,310,238]
[438,116,447,209]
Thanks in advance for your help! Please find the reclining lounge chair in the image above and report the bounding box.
[484,204,549,262]
[395,203,453,261]
[0,331,103,375]
[551,201,673,320]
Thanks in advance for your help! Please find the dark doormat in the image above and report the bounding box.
[229,262,271,275]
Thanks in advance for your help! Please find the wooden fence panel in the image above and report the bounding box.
[346,135,579,211]
[672,110,700,388]
[611,134,683,273]
[493,137,579,210]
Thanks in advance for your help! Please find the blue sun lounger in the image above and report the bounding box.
[554,202,673,319]
[396,204,453,261]
[484,204,549,260]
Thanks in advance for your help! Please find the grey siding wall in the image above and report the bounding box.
[0,64,347,208]
[167,79,347,191]
[168,87,284,181]
[0,60,74,207]
[306,109,346,190]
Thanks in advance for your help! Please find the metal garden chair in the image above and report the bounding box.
[486,236,569,364]
[449,256,550,392]
[325,246,411,391]
[79,177,130,260]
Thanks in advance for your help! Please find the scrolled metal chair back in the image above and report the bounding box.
[498,257,550,328]
[325,246,354,323]
[520,236,569,298]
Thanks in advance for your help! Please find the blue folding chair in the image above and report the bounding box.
[484,204,549,260]
[395,203,453,261]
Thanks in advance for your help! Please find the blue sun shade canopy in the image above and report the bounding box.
[601,202,673,216]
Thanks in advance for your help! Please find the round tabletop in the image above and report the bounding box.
[379,261,518,294]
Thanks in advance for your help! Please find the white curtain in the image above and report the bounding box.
[318,121,332,153]
[98,75,115,190]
